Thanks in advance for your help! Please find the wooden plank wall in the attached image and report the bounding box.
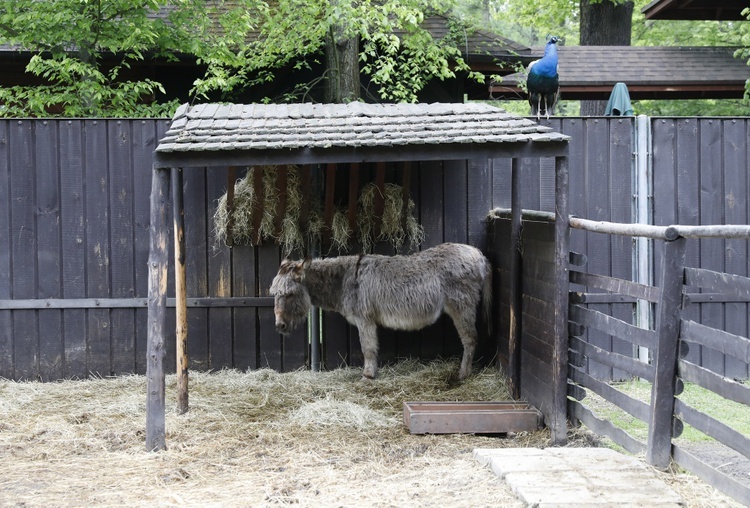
[652,118,750,380]
[2,117,748,382]
[0,120,497,380]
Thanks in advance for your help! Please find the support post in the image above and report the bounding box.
[508,158,522,399]
[146,166,171,451]
[172,168,188,414]
[647,236,686,469]
[552,155,570,446]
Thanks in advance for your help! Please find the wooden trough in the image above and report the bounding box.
[403,401,543,434]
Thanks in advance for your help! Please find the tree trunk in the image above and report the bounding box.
[579,0,633,116]
[324,27,360,103]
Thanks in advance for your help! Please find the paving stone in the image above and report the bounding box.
[475,448,683,507]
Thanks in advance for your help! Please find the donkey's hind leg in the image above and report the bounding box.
[356,321,379,380]
[446,308,478,381]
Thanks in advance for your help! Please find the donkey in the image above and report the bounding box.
[270,243,492,380]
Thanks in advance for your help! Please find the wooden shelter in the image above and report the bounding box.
[147,102,570,451]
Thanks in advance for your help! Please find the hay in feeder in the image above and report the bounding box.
[358,182,424,253]
[214,166,309,256]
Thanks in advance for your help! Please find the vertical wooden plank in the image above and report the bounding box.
[206,166,233,370]
[698,119,726,376]
[146,166,170,452]
[35,120,63,381]
[647,235,686,469]
[85,120,111,376]
[109,120,136,376]
[675,118,702,366]
[418,160,445,358]
[490,157,511,209]
[508,158,522,399]
[373,162,386,240]
[578,118,613,379]
[181,156,209,371]
[10,120,38,380]
[133,120,165,375]
[274,165,288,238]
[552,154,570,446]
[347,164,360,233]
[323,163,336,249]
[59,120,87,378]
[251,166,264,245]
[561,118,587,257]
[0,120,12,379]
[172,168,189,413]
[257,244,282,370]
[609,118,636,380]
[467,158,492,249]
[443,160,468,244]
[232,243,258,370]
[723,119,749,380]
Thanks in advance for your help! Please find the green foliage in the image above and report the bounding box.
[0,0,186,117]
[190,0,480,103]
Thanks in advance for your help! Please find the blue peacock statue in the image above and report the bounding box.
[526,36,560,120]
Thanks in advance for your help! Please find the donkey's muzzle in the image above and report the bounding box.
[275,321,289,334]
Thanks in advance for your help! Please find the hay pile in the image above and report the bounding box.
[213,167,423,255]
[0,360,739,507]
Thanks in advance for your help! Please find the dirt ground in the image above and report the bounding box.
[0,362,742,507]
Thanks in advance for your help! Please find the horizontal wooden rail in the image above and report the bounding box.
[681,320,750,364]
[569,365,652,423]
[489,208,750,240]
[672,445,750,506]
[569,304,657,349]
[673,399,750,460]
[678,360,750,407]
[0,297,275,310]
[567,399,646,455]
[570,336,654,382]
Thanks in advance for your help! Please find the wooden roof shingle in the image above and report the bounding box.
[156,102,569,155]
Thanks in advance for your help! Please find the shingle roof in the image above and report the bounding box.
[155,102,568,154]
[494,46,749,100]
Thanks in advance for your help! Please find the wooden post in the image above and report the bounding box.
[172,168,188,415]
[146,166,171,451]
[647,234,686,469]
[508,157,522,399]
[552,155,570,446]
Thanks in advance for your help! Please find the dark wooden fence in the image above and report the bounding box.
[0,119,501,380]
[2,117,749,382]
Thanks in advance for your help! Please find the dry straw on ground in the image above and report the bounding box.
[0,360,740,507]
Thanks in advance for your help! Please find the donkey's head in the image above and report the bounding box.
[269,258,312,334]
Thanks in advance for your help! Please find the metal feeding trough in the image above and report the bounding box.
[403,401,543,435]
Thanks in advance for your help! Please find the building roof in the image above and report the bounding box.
[642,0,747,20]
[491,46,749,101]
[153,102,569,167]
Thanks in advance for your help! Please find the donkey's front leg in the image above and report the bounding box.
[357,322,379,380]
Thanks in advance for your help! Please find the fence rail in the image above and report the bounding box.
[566,218,750,506]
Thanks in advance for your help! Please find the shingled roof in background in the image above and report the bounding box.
[155,102,568,154]
[493,46,750,100]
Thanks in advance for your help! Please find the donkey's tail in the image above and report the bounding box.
[481,257,493,337]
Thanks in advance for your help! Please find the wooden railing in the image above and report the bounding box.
[564,216,750,506]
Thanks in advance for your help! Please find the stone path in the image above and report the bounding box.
[474,447,683,507]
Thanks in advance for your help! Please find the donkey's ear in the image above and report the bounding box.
[278,259,294,275]
[292,258,311,281]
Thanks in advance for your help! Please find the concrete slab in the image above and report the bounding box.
[474,447,683,507]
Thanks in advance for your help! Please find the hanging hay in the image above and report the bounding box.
[214,166,308,256]
[358,182,424,253]
[0,359,733,506]
[214,168,424,255]
[329,208,353,254]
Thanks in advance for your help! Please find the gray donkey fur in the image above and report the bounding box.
[270,243,492,380]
